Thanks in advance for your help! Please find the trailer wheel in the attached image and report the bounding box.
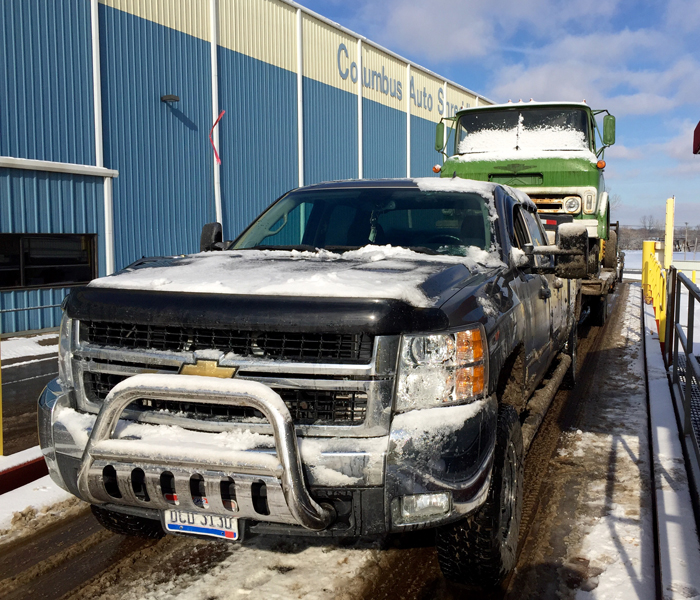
[603,230,617,269]
[588,242,600,276]
[562,322,577,390]
[91,505,165,539]
[435,404,524,588]
[590,295,608,327]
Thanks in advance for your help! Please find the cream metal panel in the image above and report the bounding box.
[409,69,443,123]
[361,46,405,111]
[445,84,478,118]
[302,15,358,94]
[99,0,210,41]
[218,0,296,72]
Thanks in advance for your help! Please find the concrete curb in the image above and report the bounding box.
[0,446,48,495]
[642,292,700,599]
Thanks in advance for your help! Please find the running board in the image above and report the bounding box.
[521,353,572,453]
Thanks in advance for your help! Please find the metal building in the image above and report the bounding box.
[0,0,491,334]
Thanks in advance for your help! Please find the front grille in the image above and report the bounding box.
[82,321,374,364]
[82,371,368,425]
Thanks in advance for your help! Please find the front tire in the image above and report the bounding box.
[91,505,165,539]
[435,404,524,588]
[603,230,618,269]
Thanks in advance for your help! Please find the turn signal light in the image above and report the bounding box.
[456,329,484,362]
[432,164,442,173]
[597,160,606,169]
[456,365,485,398]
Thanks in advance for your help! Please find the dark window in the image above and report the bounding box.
[521,209,551,267]
[0,234,97,290]
[234,188,494,256]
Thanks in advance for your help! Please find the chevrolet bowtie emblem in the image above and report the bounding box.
[179,360,237,378]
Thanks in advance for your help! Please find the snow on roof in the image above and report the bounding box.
[457,100,592,112]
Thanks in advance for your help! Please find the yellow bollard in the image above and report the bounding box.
[643,240,655,304]
[693,271,697,284]
[664,197,675,270]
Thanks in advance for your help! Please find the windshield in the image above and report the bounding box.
[456,108,590,154]
[232,188,495,256]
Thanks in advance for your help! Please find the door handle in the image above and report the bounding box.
[539,287,551,299]
[553,278,564,289]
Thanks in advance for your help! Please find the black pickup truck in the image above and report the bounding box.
[39,178,586,586]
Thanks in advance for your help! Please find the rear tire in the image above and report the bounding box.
[603,230,618,269]
[91,505,165,539]
[435,404,524,588]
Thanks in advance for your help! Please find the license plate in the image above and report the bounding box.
[163,509,239,540]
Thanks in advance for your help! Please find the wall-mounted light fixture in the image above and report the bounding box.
[161,95,180,103]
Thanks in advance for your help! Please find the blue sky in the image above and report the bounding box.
[300,0,700,226]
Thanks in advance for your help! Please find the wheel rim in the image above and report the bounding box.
[500,441,518,540]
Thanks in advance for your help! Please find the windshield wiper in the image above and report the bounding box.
[243,245,319,252]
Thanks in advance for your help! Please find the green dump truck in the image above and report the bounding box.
[435,101,619,324]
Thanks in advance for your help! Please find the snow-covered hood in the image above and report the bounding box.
[89,245,504,309]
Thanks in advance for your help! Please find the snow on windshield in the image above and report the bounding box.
[455,110,597,163]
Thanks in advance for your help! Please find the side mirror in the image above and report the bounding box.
[603,115,616,146]
[200,222,223,252]
[554,223,589,279]
[435,122,445,152]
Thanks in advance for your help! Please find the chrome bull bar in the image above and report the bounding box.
[76,373,335,531]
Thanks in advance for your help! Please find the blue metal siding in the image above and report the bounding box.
[362,99,406,179]
[99,5,214,270]
[303,78,358,185]
[218,48,299,239]
[0,0,95,164]
[410,115,439,178]
[0,287,70,334]
[0,168,105,332]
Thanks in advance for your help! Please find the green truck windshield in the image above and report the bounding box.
[233,189,494,256]
[456,108,591,155]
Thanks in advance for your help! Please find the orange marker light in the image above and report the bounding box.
[432,164,442,173]
[597,160,606,169]
[456,365,485,399]
[456,329,484,363]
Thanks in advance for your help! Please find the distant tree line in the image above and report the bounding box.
[618,217,700,252]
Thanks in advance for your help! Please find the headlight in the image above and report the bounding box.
[57,314,74,388]
[396,325,487,411]
[564,197,581,213]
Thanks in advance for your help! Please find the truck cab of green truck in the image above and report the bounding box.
[435,101,618,322]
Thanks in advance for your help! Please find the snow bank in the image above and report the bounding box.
[88,244,503,308]
[1,332,58,361]
[0,475,77,544]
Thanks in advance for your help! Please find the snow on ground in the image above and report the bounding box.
[84,536,380,600]
[0,475,77,544]
[1,332,57,361]
[551,285,656,599]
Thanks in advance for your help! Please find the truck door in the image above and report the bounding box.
[521,209,569,350]
[512,205,553,392]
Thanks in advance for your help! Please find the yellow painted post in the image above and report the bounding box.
[664,197,675,270]
[643,240,655,303]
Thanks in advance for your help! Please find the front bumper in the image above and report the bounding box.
[39,376,497,536]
